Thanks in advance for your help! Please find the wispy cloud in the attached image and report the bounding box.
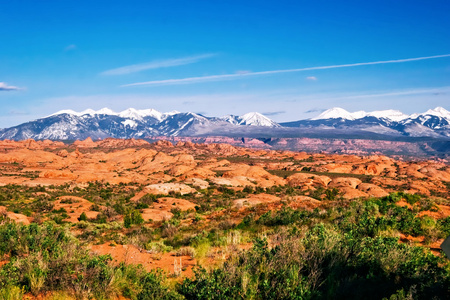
[263,111,286,116]
[305,108,326,114]
[122,53,450,87]
[64,44,77,51]
[235,70,251,74]
[102,53,216,76]
[9,110,29,116]
[0,82,20,91]
[306,76,317,81]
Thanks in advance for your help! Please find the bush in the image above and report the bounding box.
[140,194,158,204]
[0,222,183,299]
[179,224,450,299]
[176,247,196,258]
[161,223,178,238]
[0,285,24,300]
[78,212,88,222]
[124,210,144,228]
[137,270,182,300]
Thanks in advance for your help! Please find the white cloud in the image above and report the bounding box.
[306,76,317,81]
[122,53,450,87]
[101,53,217,76]
[0,82,20,91]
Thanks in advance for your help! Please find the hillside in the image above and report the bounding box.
[0,139,448,298]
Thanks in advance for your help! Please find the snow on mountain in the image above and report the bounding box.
[50,108,118,117]
[118,108,163,121]
[366,110,409,122]
[95,108,116,115]
[155,112,210,136]
[219,112,279,127]
[141,109,164,120]
[4,106,450,141]
[418,107,450,119]
[313,108,413,122]
[350,110,367,119]
[48,109,80,117]
[50,107,167,120]
[220,115,240,125]
[312,108,357,120]
[238,112,280,127]
[162,110,181,119]
[400,122,443,138]
[78,108,117,116]
[122,119,138,128]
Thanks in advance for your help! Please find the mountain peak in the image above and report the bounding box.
[49,108,118,117]
[239,112,279,127]
[48,109,80,117]
[311,107,355,120]
[423,107,450,119]
[96,107,116,115]
[78,108,117,116]
[312,107,411,122]
[118,108,163,120]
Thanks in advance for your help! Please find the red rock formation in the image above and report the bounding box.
[73,137,97,148]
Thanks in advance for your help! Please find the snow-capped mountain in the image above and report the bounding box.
[312,107,361,120]
[238,112,281,127]
[282,107,450,138]
[0,107,448,141]
[411,107,450,119]
[221,112,280,127]
[118,108,164,121]
[49,108,117,117]
[312,107,409,122]
[0,108,280,140]
[154,112,212,136]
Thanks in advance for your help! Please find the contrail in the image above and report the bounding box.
[121,53,450,87]
[102,53,216,76]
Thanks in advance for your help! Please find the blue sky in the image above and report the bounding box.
[0,0,449,127]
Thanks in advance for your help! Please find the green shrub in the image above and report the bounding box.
[136,202,149,209]
[78,212,88,222]
[0,221,182,298]
[0,285,24,300]
[137,270,182,300]
[124,210,144,228]
[140,194,158,204]
[180,224,450,299]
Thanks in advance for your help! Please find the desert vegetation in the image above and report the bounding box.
[0,139,448,299]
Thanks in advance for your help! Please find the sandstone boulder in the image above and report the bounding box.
[145,183,196,195]
[287,173,331,189]
[328,177,362,189]
[184,178,209,189]
[357,183,389,197]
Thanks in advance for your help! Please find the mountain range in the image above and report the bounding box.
[0,107,449,143]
